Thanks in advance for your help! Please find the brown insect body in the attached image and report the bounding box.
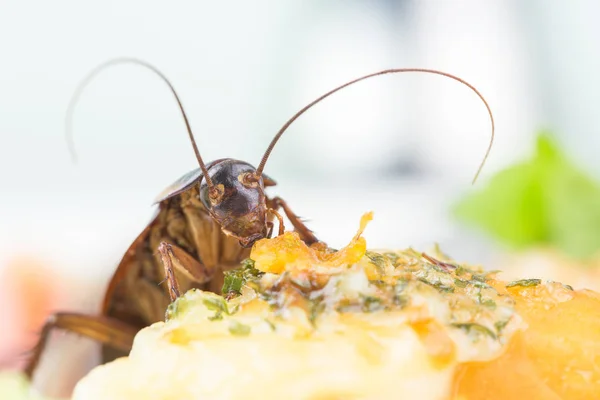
[101,160,281,361]
[104,159,275,330]
[25,59,496,392]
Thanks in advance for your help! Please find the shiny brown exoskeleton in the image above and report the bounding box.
[24,58,495,389]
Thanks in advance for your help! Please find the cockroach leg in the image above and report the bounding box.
[25,313,137,380]
[269,197,319,245]
[158,242,181,301]
[158,241,213,284]
[266,221,275,239]
[267,208,285,236]
[157,241,213,301]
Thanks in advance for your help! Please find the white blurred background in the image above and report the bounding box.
[1,0,599,396]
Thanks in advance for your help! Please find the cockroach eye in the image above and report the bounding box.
[208,184,225,205]
[239,172,259,188]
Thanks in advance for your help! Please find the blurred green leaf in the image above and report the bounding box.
[454,132,600,259]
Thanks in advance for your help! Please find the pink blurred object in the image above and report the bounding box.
[0,258,62,370]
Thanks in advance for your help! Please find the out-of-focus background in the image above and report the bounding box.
[1,0,599,397]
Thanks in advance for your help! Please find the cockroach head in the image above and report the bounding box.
[199,160,268,248]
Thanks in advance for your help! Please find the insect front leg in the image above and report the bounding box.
[157,241,211,302]
[266,208,285,236]
[265,221,274,238]
[25,313,137,380]
[269,196,320,245]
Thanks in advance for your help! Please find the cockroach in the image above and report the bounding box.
[24,58,495,385]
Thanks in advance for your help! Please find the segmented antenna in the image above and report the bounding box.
[255,68,495,184]
[65,58,214,189]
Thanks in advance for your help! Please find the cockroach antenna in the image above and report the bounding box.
[65,57,215,190]
[254,68,495,185]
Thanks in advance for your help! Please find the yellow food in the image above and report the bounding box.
[454,280,600,399]
[72,213,600,400]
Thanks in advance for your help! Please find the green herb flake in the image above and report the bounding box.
[308,297,326,325]
[222,273,243,295]
[434,283,455,293]
[222,258,264,295]
[361,295,384,312]
[165,302,177,321]
[228,320,251,336]
[494,319,509,333]
[202,295,230,321]
[208,313,223,321]
[452,323,497,340]
[202,296,229,313]
[164,289,199,321]
[241,258,256,269]
[383,252,400,266]
[366,251,387,272]
[264,318,276,332]
[393,279,410,308]
[481,299,496,309]
[506,279,542,288]
[454,279,468,288]
[471,280,492,289]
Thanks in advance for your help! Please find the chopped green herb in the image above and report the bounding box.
[383,252,400,265]
[393,279,410,308]
[264,319,276,332]
[241,258,256,269]
[164,289,199,321]
[452,323,497,340]
[434,283,455,293]
[415,275,455,294]
[308,297,326,325]
[222,258,265,295]
[360,295,384,312]
[494,319,509,333]
[366,251,387,272]
[481,299,496,309]
[202,295,230,320]
[222,273,243,295]
[506,279,541,288]
[228,320,251,336]
[454,279,468,288]
[202,296,228,313]
[165,302,177,321]
[471,280,492,289]
[208,313,223,321]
